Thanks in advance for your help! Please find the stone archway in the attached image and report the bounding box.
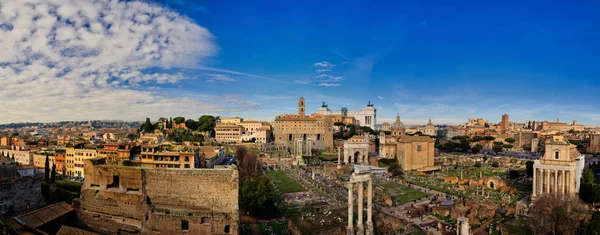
[348,156,352,164]
[354,151,360,163]
[489,181,495,189]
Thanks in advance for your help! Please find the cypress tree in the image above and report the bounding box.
[44,154,50,183]
[51,164,56,183]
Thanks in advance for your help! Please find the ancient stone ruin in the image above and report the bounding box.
[74,159,239,234]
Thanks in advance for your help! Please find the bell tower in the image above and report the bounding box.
[298,97,305,117]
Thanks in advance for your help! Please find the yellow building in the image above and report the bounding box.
[273,97,334,150]
[533,136,585,198]
[396,135,436,171]
[220,117,244,124]
[136,144,202,169]
[379,114,405,159]
[33,152,56,169]
[66,148,98,178]
[215,124,244,144]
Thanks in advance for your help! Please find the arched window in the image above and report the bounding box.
[417,145,422,152]
[224,225,230,233]
[185,157,189,162]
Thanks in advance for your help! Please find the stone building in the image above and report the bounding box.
[379,114,405,159]
[381,122,391,132]
[396,135,436,171]
[423,119,436,136]
[343,135,370,165]
[220,117,244,124]
[315,101,377,129]
[532,135,585,198]
[98,143,130,165]
[273,97,334,150]
[75,159,239,234]
[588,134,600,154]
[500,114,509,134]
[0,149,32,166]
[215,124,244,144]
[136,144,203,169]
[66,147,98,178]
[533,119,585,132]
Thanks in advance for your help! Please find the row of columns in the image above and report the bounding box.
[348,176,373,235]
[294,138,312,156]
[533,167,572,197]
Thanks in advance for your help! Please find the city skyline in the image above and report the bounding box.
[1,0,599,125]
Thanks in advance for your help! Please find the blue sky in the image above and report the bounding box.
[155,0,600,125]
[1,0,598,125]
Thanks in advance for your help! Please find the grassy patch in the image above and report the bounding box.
[378,158,397,168]
[266,171,306,193]
[451,152,466,155]
[56,180,82,192]
[259,221,289,235]
[317,154,337,161]
[379,181,428,205]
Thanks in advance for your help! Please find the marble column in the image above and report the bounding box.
[366,179,374,235]
[347,182,354,235]
[545,169,550,194]
[561,170,565,197]
[532,168,538,197]
[553,169,557,196]
[337,147,341,169]
[357,182,364,235]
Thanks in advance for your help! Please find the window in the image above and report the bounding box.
[181,220,189,231]
[224,225,230,233]
[417,145,422,152]
[554,151,560,160]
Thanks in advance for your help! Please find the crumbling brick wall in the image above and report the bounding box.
[75,160,239,235]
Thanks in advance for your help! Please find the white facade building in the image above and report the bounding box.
[316,101,377,129]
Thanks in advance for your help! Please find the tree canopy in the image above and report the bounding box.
[505,138,516,144]
[141,118,154,133]
[173,116,186,124]
[197,115,217,132]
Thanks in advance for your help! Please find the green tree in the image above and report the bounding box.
[141,118,154,133]
[388,162,404,177]
[471,144,482,154]
[502,144,513,150]
[493,141,504,146]
[492,144,502,153]
[505,138,516,144]
[471,136,484,142]
[197,115,217,132]
[483,136,495,141]
[173,116,185,124]
[239,174,279,218]
[334,122,346,130]
[584,211,600,235]
[583,168,595,184]
[491,161,499,167]
[526,161,534,177]
[44,154,50,183]
[51,163,56,183]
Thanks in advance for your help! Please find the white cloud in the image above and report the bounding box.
[313,61,335,73]
[378,95,384,100]
[318,83,341,87]
[205,74,237,83]
[0,0,253,123]
[294,77,312,85]
[315,74,343,82]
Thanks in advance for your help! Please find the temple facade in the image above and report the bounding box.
[532,135,585,198]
